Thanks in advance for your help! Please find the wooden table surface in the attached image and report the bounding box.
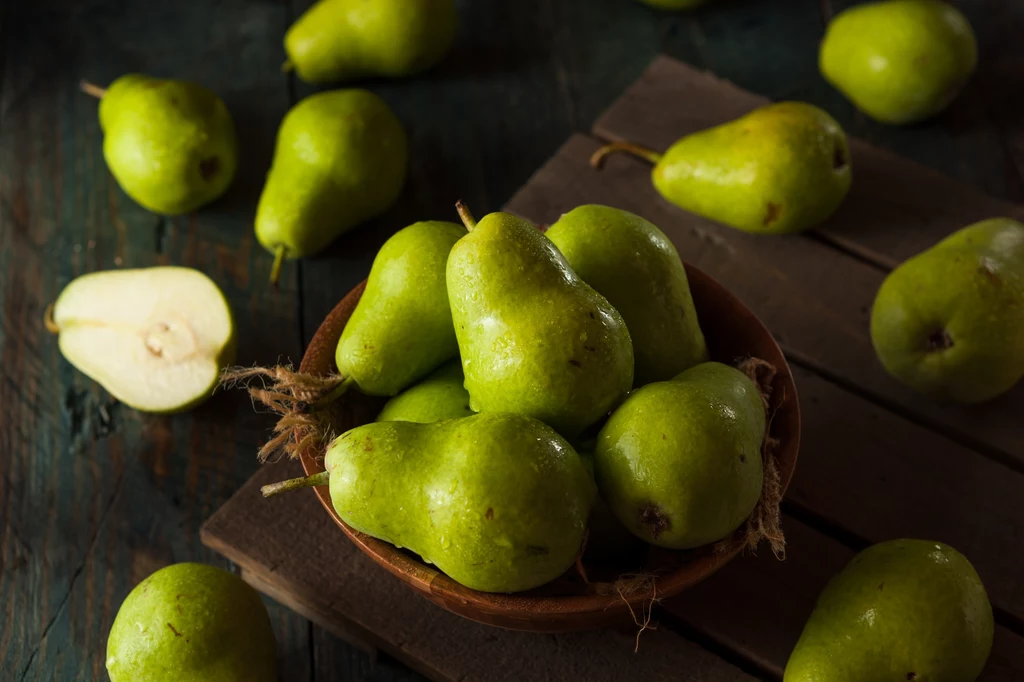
[3,1,1024,681]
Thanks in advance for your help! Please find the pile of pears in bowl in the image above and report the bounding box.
[248,202,800,631]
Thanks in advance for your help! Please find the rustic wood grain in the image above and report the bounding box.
[505,132,1024,472]
[203,461,762,682]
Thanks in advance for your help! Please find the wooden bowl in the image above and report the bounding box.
[297,263,800,632]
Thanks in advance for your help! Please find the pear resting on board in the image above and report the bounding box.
[591,102,851,235]
[255,89,408,284]
[107,563,277,682]
[262,413,595,593]
[82,75,237,216]
[284,0,459,84]
[47,266,235,414]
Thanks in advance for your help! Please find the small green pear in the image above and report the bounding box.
[255,90,407,283]
[592,102,851,235]
[820,0,977,125]
[47,266,235,413]
[263,413,595,593]
[84,75,237,215]
[546,204,708,386]
[447,203,634,439]
[784,539,993,682]
[334,220,465,397]
[106,563,277,682]
[285,0,458,84]
[376,360,473,423]
[595,362,765,549]
[871,218,1024,403]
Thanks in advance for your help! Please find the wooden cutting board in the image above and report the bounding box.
[202,55,1024,681]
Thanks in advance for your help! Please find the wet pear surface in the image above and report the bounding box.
[376,359,473,423]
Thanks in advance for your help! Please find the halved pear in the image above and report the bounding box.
[49,266,235,413]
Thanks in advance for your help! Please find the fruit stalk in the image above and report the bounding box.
[43,303,60,334]
[455,200,477,231]
[79,79,108,99]
[261,470,330,497]
[590,141,664,170]
[270,245,287,286]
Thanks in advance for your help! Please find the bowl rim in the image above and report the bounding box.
[296,262,801,628]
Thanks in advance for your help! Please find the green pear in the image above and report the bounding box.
[447,203,634,438]
[871,218,1024,403]
[84,75,237,215]
[591,102,851,235]
[546,204,708,386]
[255,90,407,283]
[263,413,595,593]
[595,362,765,549]
[820,0,977,125]
[47,267,235,413]
[376,360,472,423]
[784,539,993,682]
[576,447,646,562]
[335,220,465,397]
[285,0,458,84]
[106,563,277,682]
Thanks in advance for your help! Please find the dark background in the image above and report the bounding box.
[2,0,1022,680]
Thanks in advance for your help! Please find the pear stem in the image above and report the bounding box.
[281,59,294,74]
[261,470,330,498]
[455,200,477,231]
[270,245,287,287]
[590,141,663,170]
[43,303,60,334]
[79,80,107,99]
[300,376,356,413]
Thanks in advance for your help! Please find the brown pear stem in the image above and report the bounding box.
[79,80,107,99]
[281,59,294,74]
[43,303,60,334]
[590,141,663,170]
[261,470,330,498]
[269,245,287,287]
[299,376,356,413]
[455,200,477,231]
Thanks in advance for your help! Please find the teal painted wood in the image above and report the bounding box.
[3,0,1024,681]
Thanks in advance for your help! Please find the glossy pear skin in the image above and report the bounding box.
[376,360,472,423]
[654,102,851,235]
[325,413,594,592]
[447,211,634,438]
[546,205,708,386]
[106,563,277,682]
[784,540,993,682]
[255,90,407,260]
[871,218,1024,403]
[336,221,464,396]
[820,0,977,125]
[285,0,458,84]
[99,75,237,215]
[595,362,765,549]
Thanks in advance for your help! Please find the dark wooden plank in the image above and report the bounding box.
[0,2,309,679]
[592,55,1024,268]
[504,132,1024,471]
[666,516,1024,681]
[202,461,760,682]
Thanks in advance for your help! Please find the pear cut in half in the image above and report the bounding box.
[49,266,235,413]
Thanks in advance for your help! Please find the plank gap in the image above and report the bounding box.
[656,610,780,682]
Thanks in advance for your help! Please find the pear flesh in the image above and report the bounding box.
[285,0,458,84]
[871,218,1024,403]
[51,266,234,413]
[106,563,277,682]
[784,539,993,682]
[324,413,594,593]
[97,74,238,215]
[595,362,765,549]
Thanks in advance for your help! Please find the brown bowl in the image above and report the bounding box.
[297,263,800,632]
